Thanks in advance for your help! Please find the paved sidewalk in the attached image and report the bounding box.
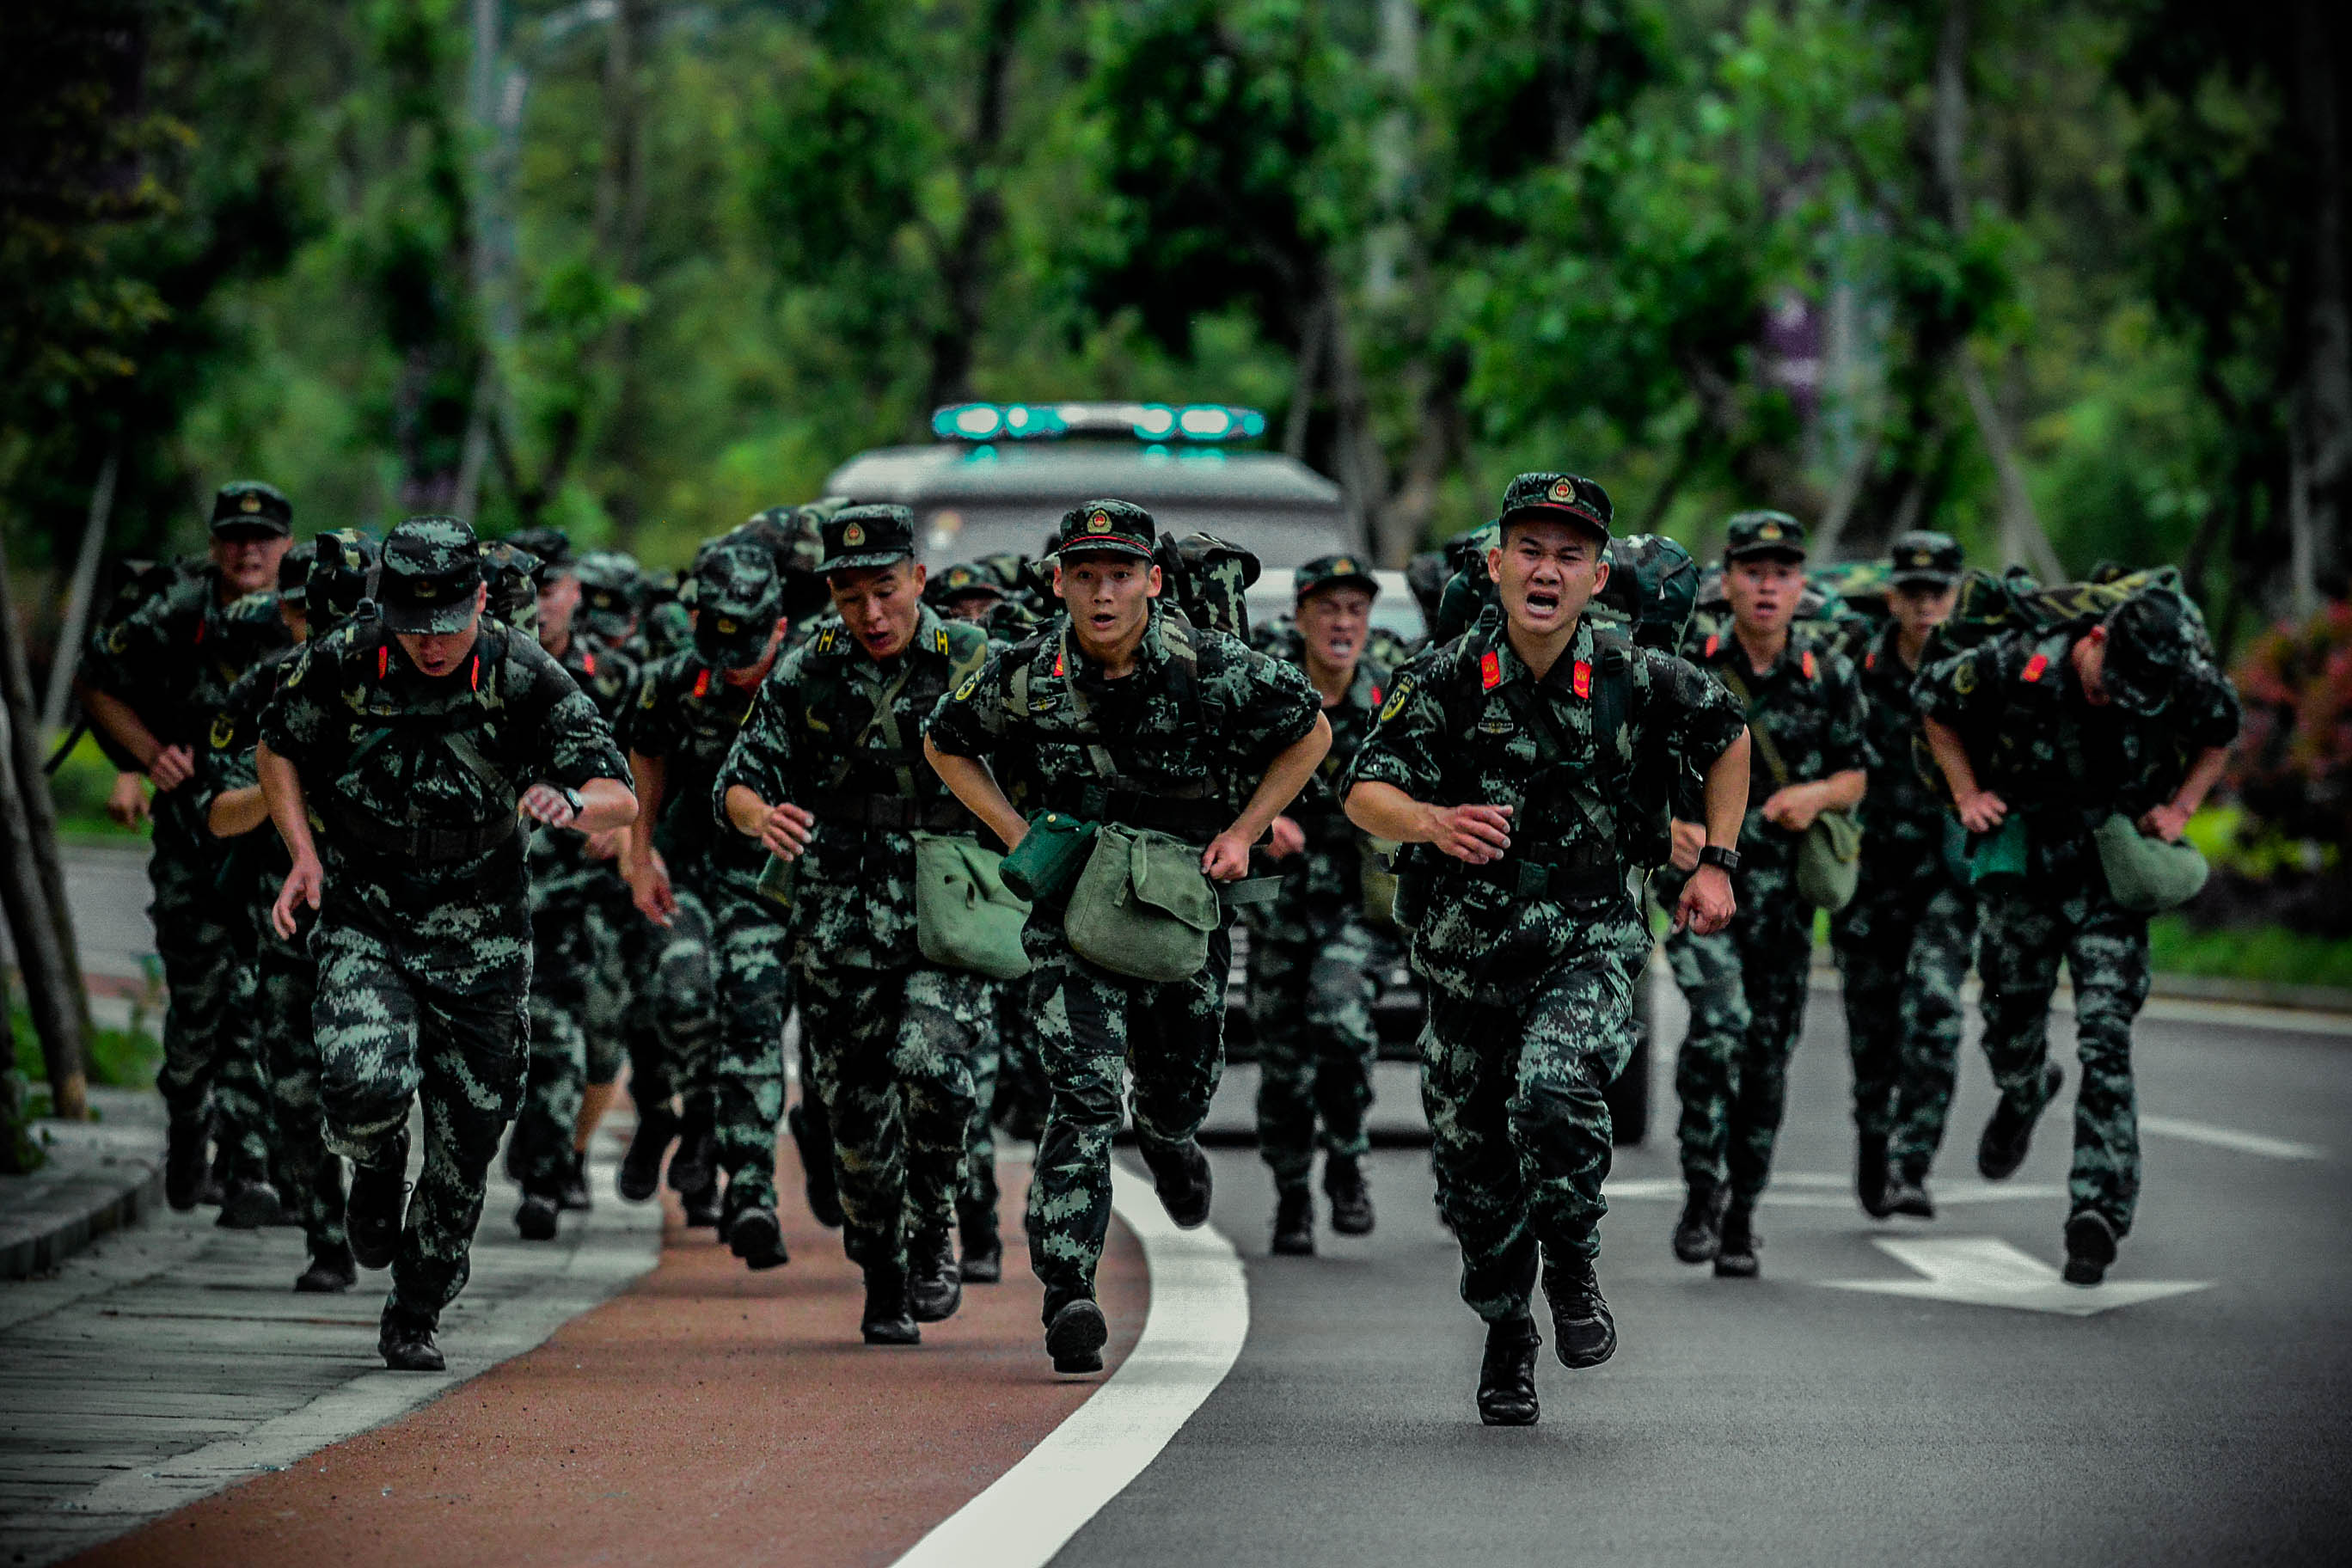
[1,1090,165,1281]
[0,1137,661,1567]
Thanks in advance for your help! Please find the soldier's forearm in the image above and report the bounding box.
[569,777,638,834]
[82,685,161,770]
[924,737,1027,851]
[257,742,319,866]
[624,751,665,873]
[723,783,774,840]
[2171,744,2230,816]
[1230,715,1332,847]
[1921,717,1981,801]
[1702,731,1750,848]
[1818,768,1866,812]
[1344,781,1436,844]
[206,783,271,839]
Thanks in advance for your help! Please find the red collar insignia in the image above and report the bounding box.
[1571,659,1592,699]
[2022,652,2049,683]
[692,668,711,698]
[1480,650,1502,692]
[1801,649,1817,681]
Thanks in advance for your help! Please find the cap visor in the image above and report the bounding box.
[1054,538,1155,561]
[821,549,914,575]
[380,601,474,634]
[1499,504,1611,541]
[696,631,772,668]
[211,520,290,541]
[1724,544,1807,563]
[1299,576,1381,603]
[1890,571,1957,589]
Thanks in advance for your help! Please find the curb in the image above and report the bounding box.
[0,1150,165,1281]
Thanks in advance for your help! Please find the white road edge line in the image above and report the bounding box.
[2140,1114,2326,1161]
[890,1159,1249,1568]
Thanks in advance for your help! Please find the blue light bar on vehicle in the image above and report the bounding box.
[930,401,1267,444]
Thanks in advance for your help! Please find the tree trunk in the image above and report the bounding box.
[2289,0,2350,614]
[0,533,94,1062]
[40,443,118,738]
[922,0,1030,422]
[0,545,85,1119]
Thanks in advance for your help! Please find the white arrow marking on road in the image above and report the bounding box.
[2140,1115,2325,1161]
[1818,1236,2213,1317]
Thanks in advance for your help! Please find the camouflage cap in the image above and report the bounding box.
[1294,553,1381,605]
[1724,510,1808,563]
[732,505,826,580]
[506,525,573,585]
[304,529,377,627]
[1887,529,1963,587]
[1498,472,1613,542]
[927,560,1007,608]
[276,540,317,603]
[477,540,541,629]
[2098,586,2196,716]
[1053,499,1156,561]
[820,503,917,574]
[378,517,484,634]
[211,481,292,539]
[574,550,640,634]
[692,542,784,668]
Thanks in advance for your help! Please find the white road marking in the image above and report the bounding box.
[2140,1115,2326,1161]
[891,1161,1248,1568]
[1818,1236,2212,1317]
[1604,1174,2065,1207]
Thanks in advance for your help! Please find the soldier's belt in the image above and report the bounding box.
[801,792,971,832]
[1216,876,1283,909]
[1047,786,1225,841]
[326,805,523,864]
[1457,855,1624,905]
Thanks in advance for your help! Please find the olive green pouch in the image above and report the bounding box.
[911,831,1033,979]
[1065,823,1222,983]
[1000,811,1097,905]
[1969,816,2030,888]
[1360,836,1402,928]
[2092,813,2209,914]
[756,852,796,910]
[1796,807,1862,912]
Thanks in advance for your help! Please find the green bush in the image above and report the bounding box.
[46,732,148,842]
[2147,920,2352,991]
[11,1009,162,1090]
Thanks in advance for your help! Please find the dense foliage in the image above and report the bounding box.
[3,0,2347,643]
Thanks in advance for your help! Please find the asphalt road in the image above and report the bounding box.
[1057,995,2351,1566]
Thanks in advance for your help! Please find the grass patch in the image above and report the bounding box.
[45,731,150,842]
[2147,920,2352,991]
[11,1007,163,1090]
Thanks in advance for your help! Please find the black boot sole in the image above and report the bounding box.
[293,1259,356,1294]
[1046,1299,1108,1374]
[2062,1210,2117,1286]
[959,1234,1004,1284]
[616,1123,675,1204]
[217,1182,285,1230]
[727,1209,790,1271]
[1979,1063,2064,1181]
[516,1197,560,1240]
[380,1338,445,1373]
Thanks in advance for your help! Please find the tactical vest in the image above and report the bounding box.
[799,620,988,833]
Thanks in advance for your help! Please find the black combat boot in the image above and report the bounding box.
[1713,1202,1761,1279]
[680,1177,725,1229]
[378,1302,444,1373]
[1324,1155,1375,1236]
[1885,1166,1936,1219]
[1271,1188,1315,1256]
[560,1148,593,1212]
[1857,1131,1893,1219]
[346,1129,410,1271]
[1672,1180,1730,1264]
[1978,1062,2064,1180]
[201,1142,230,1207]
[1542,1253,1618,1369]
[217,1175,285,1230]
[293,1240,357,1295]
[909,1228,963,1322]
[959,1204,1003,1284]
[1044,1294,1107,1374]
[787,1101,843,1228]
[515,1189,561,1240]
[2062,1210,2117,1287]
[164,1115,211,1211]
[667,1099,717,1195]
[727,1205,789,1271]
[861,1265,921,1346]
[616,1102,677,1203]
[1476,1316,1542,1427]
[1140,1136,1213,1229]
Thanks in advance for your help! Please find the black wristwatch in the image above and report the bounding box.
[1698,844,1741,873]
[558,785,586,818]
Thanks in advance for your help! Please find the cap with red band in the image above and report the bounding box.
[1051,498,1157,561]
[1497,471,1614,542]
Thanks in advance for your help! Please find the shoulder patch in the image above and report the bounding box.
[209,711,236,750]
[953,674,980,702]
[1953,658,1979,695]
[1379,673,1414,722]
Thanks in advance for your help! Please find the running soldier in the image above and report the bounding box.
[258,516,634,1371]
[81,481,293,1211]
[1342,472,1749,1427]
[1248,554,1393,1256]
[927,499,1329,1375]
[197,532,377,1286]
[1917,585,2237,1283]
[619,543,791,1250]
[1667,512,1866,1280]
[1829,531,1975,1218]
[720,503,1000,1340]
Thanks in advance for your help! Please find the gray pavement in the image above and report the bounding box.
[1060,985,2351,1565]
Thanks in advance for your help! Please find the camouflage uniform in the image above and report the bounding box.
[928,514,1321,1320]
[258,518,628,1338]
[1246,598,1393,1201]
[514,629,640,1204]
[1344,597,1744,1323]
[83,500,292,1187]
[716,530,995,1289]
[1828,536,1977,1190]
[1914,590,2239,1242]
[1668,605,1866,1210]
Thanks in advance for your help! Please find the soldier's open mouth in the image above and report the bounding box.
[1526,591,1560,615]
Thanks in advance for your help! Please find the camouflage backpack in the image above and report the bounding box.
[1591,533,1700,652]
[1153,532,1260,639]
[1921,563,2214,668]
[478,540,541,632]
